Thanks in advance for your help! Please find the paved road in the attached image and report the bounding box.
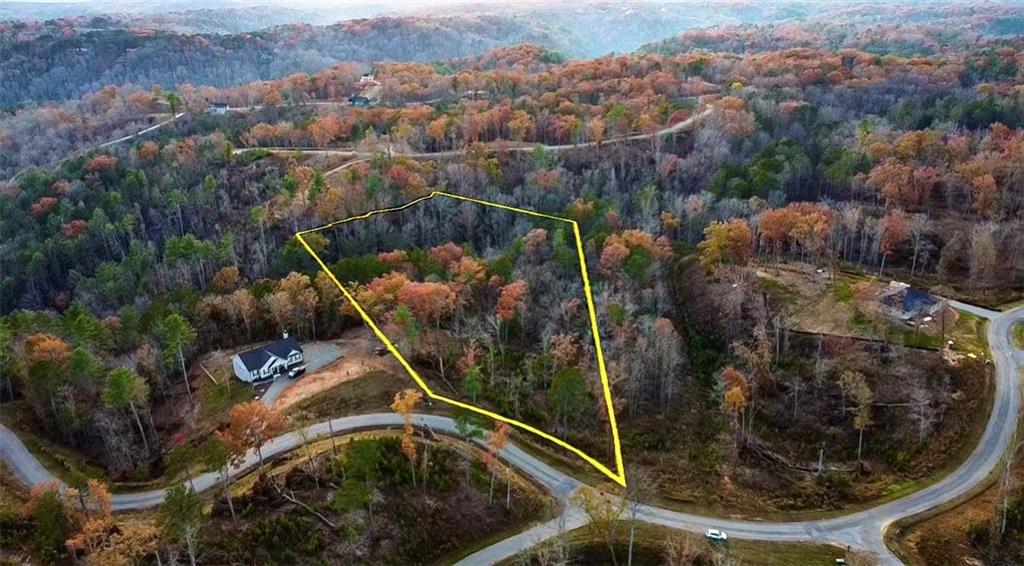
[5,92,1016,561]
[0,304,1019,562]
[0,305,1019,560]
[456,507,589,566]
[97,112,185,148]
[461,305,1024,564]
[258,342,344,407]
[0,413,577,511]
[231,109,711,162]
[0,274,1019,558]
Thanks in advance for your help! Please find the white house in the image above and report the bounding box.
[232,333,303,383]
[208,102,230,115]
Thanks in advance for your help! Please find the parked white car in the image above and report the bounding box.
[705,528,728,541]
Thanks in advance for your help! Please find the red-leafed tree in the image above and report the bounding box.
[29,197,59,218]
[84,155,118,172]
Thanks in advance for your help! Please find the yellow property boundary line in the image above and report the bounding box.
[295,190,626,486]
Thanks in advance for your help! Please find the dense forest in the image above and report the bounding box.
[7,1,1024,109]
[1,3,1024,564]
[643,4,1024,56]
[0,15,562,107]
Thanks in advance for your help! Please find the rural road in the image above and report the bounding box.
[0,412,581,511]
[97,112,185,149]
[1,303,1019,564]
[464,304,1024,564]
[231,108,711,162]
[3,100,1023,562]
[8,112,185,183]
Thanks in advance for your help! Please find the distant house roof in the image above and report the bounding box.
[210,102,229,108]
[236,337,303,372]
[882,287,938,319]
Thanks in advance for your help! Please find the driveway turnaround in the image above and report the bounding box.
[258,341,344,407]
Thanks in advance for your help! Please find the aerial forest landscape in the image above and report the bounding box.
[1,1,1024,564]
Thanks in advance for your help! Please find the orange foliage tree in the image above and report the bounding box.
[495,280,528,322]
[720,366,750,446]
[879,209,910,276]
[483,421,510,505]
[698,219,754,269]
[221,401,287,473]
[390,388,423,486]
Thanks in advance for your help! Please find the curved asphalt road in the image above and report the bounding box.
[231,108,711,161]
[460,304,1024,565]
[0,412,579,510]
[2,105,1021,562]
[0,305,1019,563]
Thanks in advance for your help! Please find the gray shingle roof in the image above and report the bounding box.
[236,337,302,371]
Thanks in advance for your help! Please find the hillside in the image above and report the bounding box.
[409,1,834,57]
[0,15,564,108]
[1,3,1023,565]
[641,2,1024,56]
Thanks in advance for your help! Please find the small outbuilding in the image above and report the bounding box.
[232,332,304,383]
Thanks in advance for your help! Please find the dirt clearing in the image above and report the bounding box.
[272,328,402,411]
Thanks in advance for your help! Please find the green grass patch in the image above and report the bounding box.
[1014,323,1024,350]
[198,378,255,428]
[849,311,873,333]
[834,280,854,302]
[883,478,918,497]
[949,310,989,356]
[887,323,943,350]
[758,275,800,305]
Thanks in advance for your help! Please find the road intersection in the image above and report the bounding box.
[2,304,1020,564]
[3,102,1023,562]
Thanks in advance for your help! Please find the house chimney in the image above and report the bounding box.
[282,329,289,339]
